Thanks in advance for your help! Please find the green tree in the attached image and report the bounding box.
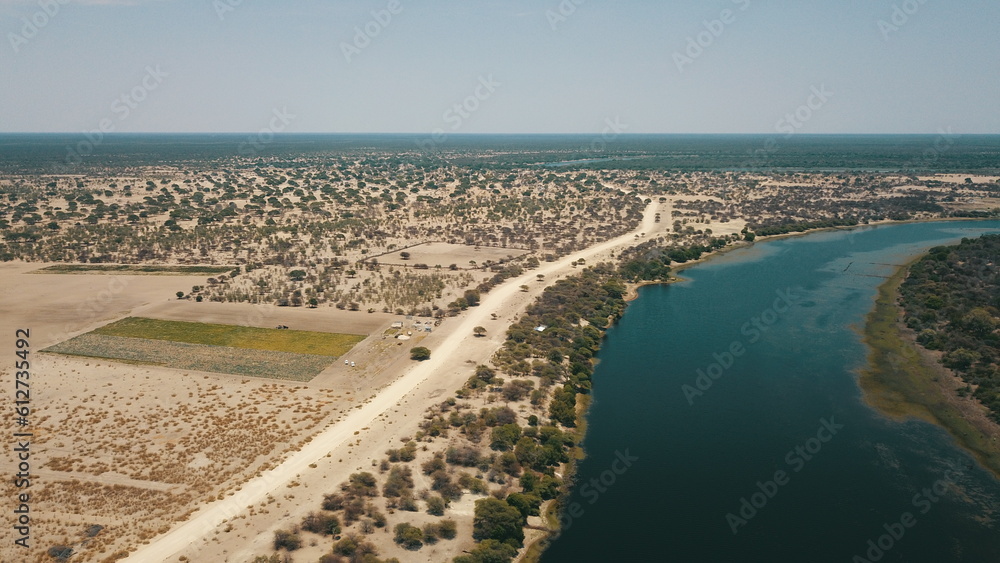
[464,289,481,306]
[475,364,497,384]
[453,540,518,563]
[490,423,522,451]
[410,346,431,361]
[962,308,998,337]
[474,326,487,337]
[426,495,447,516]
[273,529,301,551]
[505,492,541,519]
[472,498,524,547]
[394,522,424,550]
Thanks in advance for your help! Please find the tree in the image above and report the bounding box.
[464,289,481,306]
[289,269,307,281]
[506,492,541,519]
[410,347,431,361]
[472,498,524,547]
[301,512,341,536]
[474,326,487,337]
[475,364,496,384]
[962,308,997,337]
[453,539,518,563]
[273,529,301,551]
[394,522,423,550]
[176,291,184,299]
[426,495,447,516]
[400,251,411,260]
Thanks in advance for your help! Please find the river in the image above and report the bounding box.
[541,220,1000,563]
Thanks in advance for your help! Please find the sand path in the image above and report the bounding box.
[124,196,660,563]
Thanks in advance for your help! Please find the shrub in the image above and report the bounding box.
[394,523,424,550]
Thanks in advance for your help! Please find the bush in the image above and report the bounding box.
[301,511,341,536]
[383,465,414,497]
[439,518,458,539]
[273,528,301,551]
[472,498,525,547]
[426,495,447,516]
[394,523,424,550]
[454,539,519,563]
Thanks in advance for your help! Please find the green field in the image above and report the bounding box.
[45,334,335,381]
[44,317,367,380]
[34,264,235,275]
[93,317,365,357]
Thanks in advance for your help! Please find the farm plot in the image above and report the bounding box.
[33,264,235,275]
[44,317,367,380]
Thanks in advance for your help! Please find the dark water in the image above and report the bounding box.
[542,221,1000,563]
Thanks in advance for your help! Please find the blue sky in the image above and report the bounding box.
[1,0,998,134]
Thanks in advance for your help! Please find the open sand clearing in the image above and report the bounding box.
[370,241,530,268]
[0,264,402,562]
[121,196,662,562]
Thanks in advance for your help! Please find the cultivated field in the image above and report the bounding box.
[45,333,336,381]
[91,317,365,357]
[43,317,367,380]
[32,264,235,275]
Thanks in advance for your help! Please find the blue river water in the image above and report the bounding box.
[541,220,1000,563]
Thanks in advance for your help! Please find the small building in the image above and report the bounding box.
[535,325,548,332]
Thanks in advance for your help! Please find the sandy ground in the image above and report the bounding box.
[0,264,411,562]
[116,195,663,562]
[370,242,530,268]
[919,174,1000,184]
[0,194,691,562]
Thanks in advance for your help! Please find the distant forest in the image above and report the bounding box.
[900,234,1000,420]
[3,133,1000,173]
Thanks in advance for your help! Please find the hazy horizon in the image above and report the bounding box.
[2,0,998,135]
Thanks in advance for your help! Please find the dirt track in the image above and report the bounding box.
[122,195,663,562]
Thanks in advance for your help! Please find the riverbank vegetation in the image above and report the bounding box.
[898,234,1000,420]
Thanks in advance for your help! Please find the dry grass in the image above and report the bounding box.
[45,334,335,381]
[92,317,366,356]
[33,264,235,275]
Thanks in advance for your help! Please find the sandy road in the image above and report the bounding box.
[124,196,660,563]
